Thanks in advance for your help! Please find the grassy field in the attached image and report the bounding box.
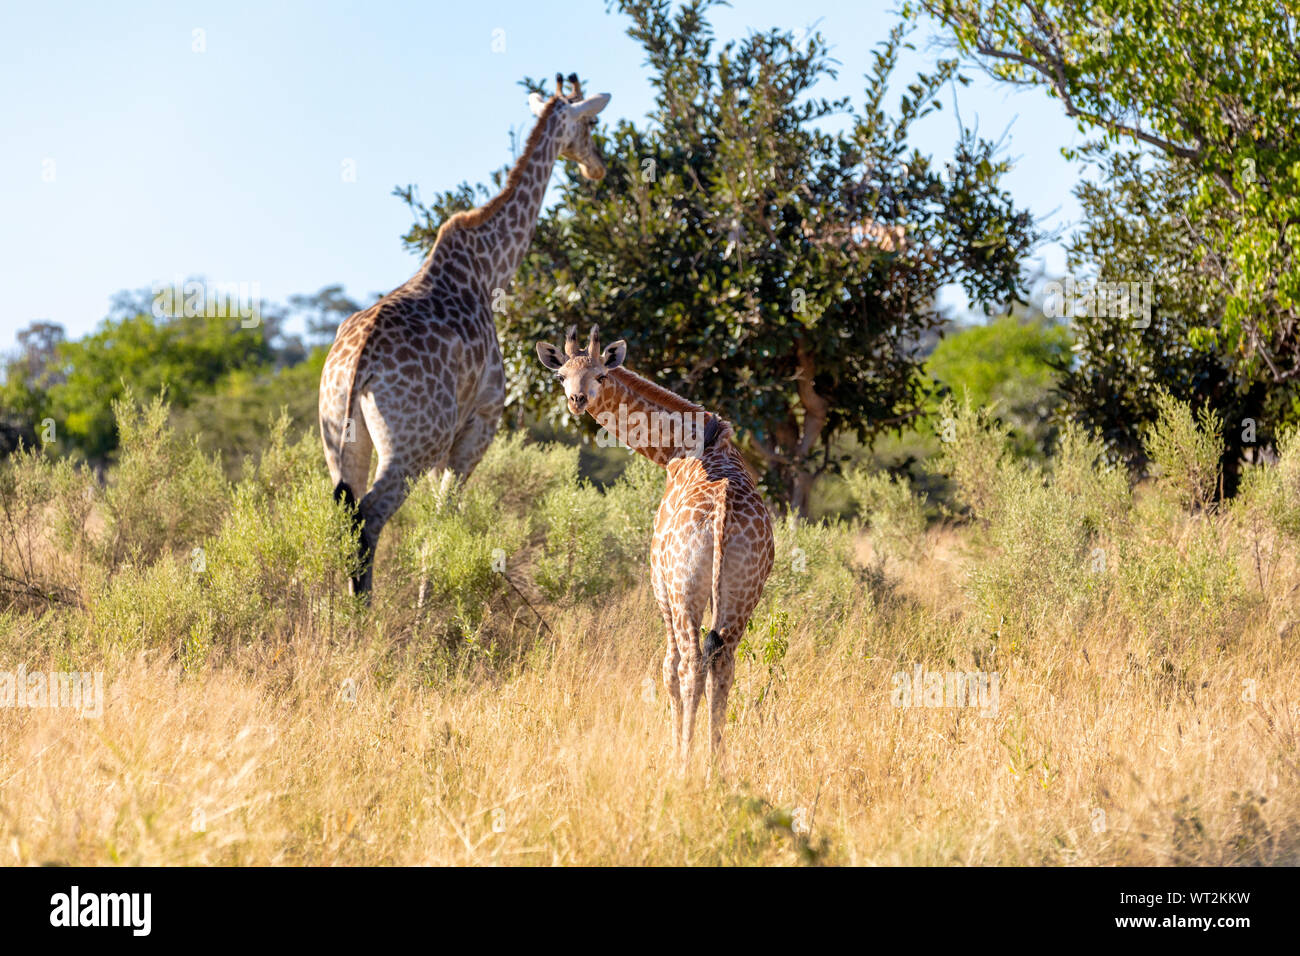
[1,395,1298,865]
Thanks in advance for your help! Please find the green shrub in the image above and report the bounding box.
[88,550,210,656]
[964,459,1107,635]
[1113,496,1246,644]
[468,432,579,518]
[844,467,927,563]
[533,479,624,602]
[396,474,527,633]
[936,416,1118,635]
[932,395,1014,518]
[0,448,100,606]
[530,452,669,603]
[760,516,861,633]
[234,410,327,501]
[194,419,358,643]
[101,391,229,567]
[1235,424,1300,538]
[1049,421,1131,532]
[600,454,666,556]
[1142,392,1223,511]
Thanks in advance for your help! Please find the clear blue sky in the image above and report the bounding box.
[0,0,1086,349]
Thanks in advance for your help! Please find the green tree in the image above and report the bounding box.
[926,308,1071,457]
[399,0,1037,513]
[1,321,65,455]
[2,280,353,464]
[170,348,328,475]
[16,310,270,462]
[1053,150,1282,492]
[918,0,1300,385]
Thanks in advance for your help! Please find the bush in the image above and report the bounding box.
[396,474,527,634]
[468,432,579,516]
[1142,391,1224,511]
[0,448,100,607]
[844,467,927,563]
[101,391,229,568]
[599,454,666,557]
[528,449,669,604]
[932,395,1014,519]
[938,396,1250,644]
[935,406,1120,635]
[533,479,625,603]
[760,516,861,635]
[201,423,358,643]
[1235,424,1300,538]
[1049,421,1131,532]
[88,551,210,657]
[964,458,1108,635]
[1112,497,1245,645]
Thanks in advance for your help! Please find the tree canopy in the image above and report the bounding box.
[399,0,1038,512]
[918,1,1300,381]
[0,284,348,465]
[915,0,1300,488]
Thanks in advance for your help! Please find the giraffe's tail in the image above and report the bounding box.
[333,480,356,510]
[319,299,383,483]
[333,480,363,535]
[703,476,730,666]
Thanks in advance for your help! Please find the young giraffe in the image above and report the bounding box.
[320,74,610,596]
[537,326,775,764]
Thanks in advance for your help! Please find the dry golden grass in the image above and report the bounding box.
[3,523,1297,866]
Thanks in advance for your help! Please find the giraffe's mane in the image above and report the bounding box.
[609,366,707,417]
[434,95,563,241]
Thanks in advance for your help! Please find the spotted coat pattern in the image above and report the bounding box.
[320,79,610,595]
[537,327,775,763]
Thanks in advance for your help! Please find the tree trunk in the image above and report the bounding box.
[750,345,829,516]
[789,469,816,517]
[789,343,828,518]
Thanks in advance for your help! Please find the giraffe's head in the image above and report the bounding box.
[529,73,611,181]
[536,324,626,416]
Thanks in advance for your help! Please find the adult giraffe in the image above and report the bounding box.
[320,74,610,596]
[536,325,775,766]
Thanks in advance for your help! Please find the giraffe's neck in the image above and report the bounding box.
[482,121,563,292]
[586,367,712,468]
[428,104,564,296]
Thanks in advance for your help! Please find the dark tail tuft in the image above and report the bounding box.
[333,480,356,509]
[334,481,363,533]
[702,628,725,667]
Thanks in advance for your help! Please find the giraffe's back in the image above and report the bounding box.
[319,271,503,486]
[652,443,774,625]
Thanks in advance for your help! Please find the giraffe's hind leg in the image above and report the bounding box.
[675,607,707,767]
[327,410,374,595]
[704,614,749,763]
[352,459,417,597]
[445,403,503,481]
[659,602,682,758]
[349,385,453,599]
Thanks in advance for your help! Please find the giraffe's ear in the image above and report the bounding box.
[536,341,567,371]
[528,92,548,117]
[569,93,611,118]
[601,340,627,370]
